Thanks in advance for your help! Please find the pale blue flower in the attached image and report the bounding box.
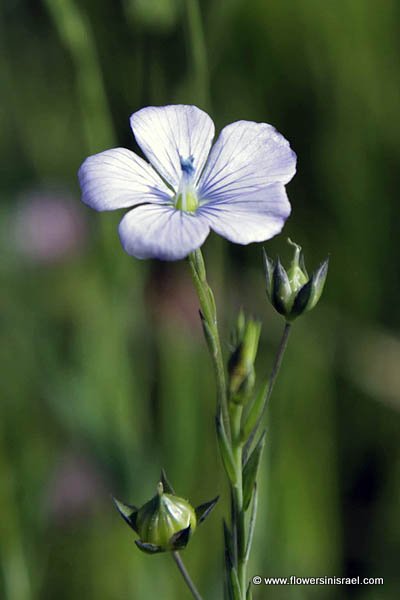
[78,105,296,261]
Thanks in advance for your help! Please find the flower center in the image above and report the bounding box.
[174,156,199,213]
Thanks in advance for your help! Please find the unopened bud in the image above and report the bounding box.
[113,471,218,554]
[228,312,261,403]
[264,239,329,321]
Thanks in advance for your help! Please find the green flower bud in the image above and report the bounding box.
[113,472,218,554]
[264,239,329,321]
[228,311,261,404]
[135,482,196,551]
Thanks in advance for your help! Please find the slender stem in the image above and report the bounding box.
[230,404,246,598]
[172,552,203,600]
[188,250,230,439]
[188,251,293,600]
[267,322,292,402]
[244,322,292,460]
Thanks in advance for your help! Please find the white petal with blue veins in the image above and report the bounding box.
[118,204,210,260]
[199,184,291,244]
[78,148,172,211]
[130,105,215,190]
[198,120,296,205]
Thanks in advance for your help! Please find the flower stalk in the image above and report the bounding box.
[172,552,203,600]
[243,322,292,461]
[188,250,230,438]
[188,249,295,599]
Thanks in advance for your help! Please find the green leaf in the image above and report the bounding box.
[245,483,258,561]
[216,413,237,486]
[242,431,266,511]
[191,248,207,281]
[230,567,242,600]
[223,520,235,570]
[241,379,268,443]
[246,581,253,599]
[223,521,235,600]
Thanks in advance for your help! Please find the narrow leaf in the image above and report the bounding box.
[216,414,237,486]
[246,581,253,600]
[242,431,266,511]
[223,521,235,600]
[230,567,242,600]
[245,483,258,562]
[200,310,217,355]
[191,248,207,281]
[223,520,235,570]
[241,379,268,443]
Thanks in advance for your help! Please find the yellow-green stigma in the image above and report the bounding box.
[175,189,199,212]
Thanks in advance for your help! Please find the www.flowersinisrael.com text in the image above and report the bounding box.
[252,575,384,586]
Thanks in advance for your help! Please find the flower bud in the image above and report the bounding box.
[135,482,196,552]
[228,312,261,403]
[113,472,218,554]
[264,239,329,321]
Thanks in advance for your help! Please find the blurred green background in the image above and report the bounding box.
[1,0,399,598]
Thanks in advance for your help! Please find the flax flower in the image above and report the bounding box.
[78,105,296,260]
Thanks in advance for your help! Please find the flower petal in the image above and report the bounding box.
[198,120,296,204]
[118,204,210,261]
[198,184,291,244]
[78,148,172,211]
[130,105,215,190]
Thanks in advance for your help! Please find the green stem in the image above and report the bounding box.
[172,552,203,600]
[230,404,246,598]
[188,249,247,598]
[188,250,230,439]
[189,250,293,599]
[244,322,292,460]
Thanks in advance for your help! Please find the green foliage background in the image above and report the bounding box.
[1,1,399,598]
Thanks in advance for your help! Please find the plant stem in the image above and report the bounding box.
[230,404,246,597]
[188,250,245,597]
[172,552,203,600]
[188,250,230,439]
[188,252,292,600]
[244,322,292,460]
